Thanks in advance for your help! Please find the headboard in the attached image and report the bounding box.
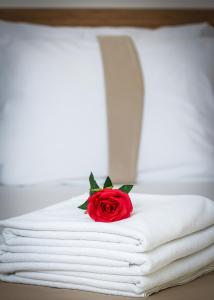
[0,9,213,27]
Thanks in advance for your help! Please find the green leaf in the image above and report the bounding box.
[103,176,113,189]
[89,172,100,190]
[89,172,101,195]
[89,172,100,195]
[78,200,88,210]
[119,185,133,194]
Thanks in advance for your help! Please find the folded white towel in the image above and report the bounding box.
[1,245,213,297]
[1,193,214,251]
[0,193,214,296]
[1,225,214,274]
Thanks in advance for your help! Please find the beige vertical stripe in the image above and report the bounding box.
[98,36,144,184]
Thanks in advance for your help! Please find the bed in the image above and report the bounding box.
[0,7,214,300]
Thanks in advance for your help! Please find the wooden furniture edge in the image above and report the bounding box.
[0,9,213,27]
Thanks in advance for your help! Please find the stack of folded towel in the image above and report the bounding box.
[0,193,214,297]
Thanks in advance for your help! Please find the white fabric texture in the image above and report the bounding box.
[136,36,214,183]
[0,21,214,185]
[0,193,214,296]
[0,249,213,297]
[1,226,214,275]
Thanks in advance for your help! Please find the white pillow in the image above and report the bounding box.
[135,36,214,182]
[0,21,213,185]
[0,32,108,185]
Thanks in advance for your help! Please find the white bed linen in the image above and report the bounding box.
[0,247,213,297]
[1,225,213,275]
[0,183,214,297]
[1,193,214,251]
[0,193,214,288]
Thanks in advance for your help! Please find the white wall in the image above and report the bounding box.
[0,0,213,9]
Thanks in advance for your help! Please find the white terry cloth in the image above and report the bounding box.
[0,193,214,252]
[1,225,214,275]
[0,245,214,297]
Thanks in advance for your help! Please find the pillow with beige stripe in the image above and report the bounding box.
[0,21,213,185]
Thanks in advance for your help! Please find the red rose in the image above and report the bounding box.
[87,188,133,222]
